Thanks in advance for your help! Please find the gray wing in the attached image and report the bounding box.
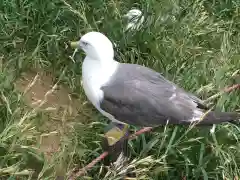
[100,64,208,127]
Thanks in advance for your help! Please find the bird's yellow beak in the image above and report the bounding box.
[70,41,79,49]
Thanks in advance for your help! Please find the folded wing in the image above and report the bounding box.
[100,64,207,127]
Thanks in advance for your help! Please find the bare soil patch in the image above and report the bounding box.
[14,69,83,159]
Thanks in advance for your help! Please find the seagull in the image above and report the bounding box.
[70,31,240,127]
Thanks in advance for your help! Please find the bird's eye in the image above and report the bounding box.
[82,41,88,46]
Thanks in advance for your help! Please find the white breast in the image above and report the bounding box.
[82,57,124,124]
[82,58,104,109]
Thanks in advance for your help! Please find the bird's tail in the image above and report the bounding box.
[197,111,240,125]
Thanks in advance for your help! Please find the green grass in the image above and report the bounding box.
[0,0,240,179]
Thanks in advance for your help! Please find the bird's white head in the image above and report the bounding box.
[71,31,114,61]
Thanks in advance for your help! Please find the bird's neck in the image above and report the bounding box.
[81,56,119,109]
[82,56,119,86]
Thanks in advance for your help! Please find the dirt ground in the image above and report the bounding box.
[14,70,83,160]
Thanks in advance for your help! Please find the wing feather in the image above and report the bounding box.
[100,64,206,127]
